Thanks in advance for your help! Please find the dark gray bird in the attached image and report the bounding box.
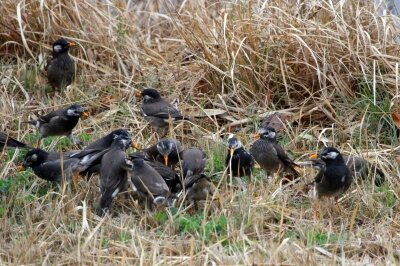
[70,129,132,176]
[129,151,181,193]
[130,158,171,207]
[343,155,385,186]
[98,135,133,215]
[310,147,353,199]
[24,104,88,146]
[45,38,76,90]
[180,148,207,178]
[143,138,183,167]
[184,174,212,204]
[21,147,107,183]
[250,127,299,178]
[225,134,254,177]
[137,88,188,129]
[0,132,31,151]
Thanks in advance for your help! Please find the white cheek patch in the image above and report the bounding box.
[53,45,63,53]
[111,188,120,198]
[228,134,235,140]
[35,121,41,128]
[131,183,137,192]
[67,109,76,116]
[268,132,276,139]
[144,95,152,101]
[341,175,345,183]
[326,151,339,159]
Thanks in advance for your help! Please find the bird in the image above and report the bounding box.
[343,155,385,186]
[309,147,353,199]
[184,173,213,205]
[0,132,31,151]
[180,148,207,178]
[250,127,299,178]
[130,158,171,208]
[129,151,182,193]
[225,134,254,177]
[70,129,132,176]
[24,104,89,146]
[136,88,188,130]
[21,147,108,183]
[98,135,133,215]
[143,138,183,167]
[45,38,76,90]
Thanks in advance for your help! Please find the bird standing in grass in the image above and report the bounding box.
[98,135,133,216]
[46,38,76,90]
[250,127,299,178]
[136,88,188,132]
[180,148,207,179]
[24,104,89,147]
[309,147,353,199]
[225,134,254,178]
[184,173,213,207]
[130,158,171,209]
[143,138,183,167]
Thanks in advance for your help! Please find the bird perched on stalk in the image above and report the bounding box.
[250,127,299,178]
[45,38,76,90]
[136,88,189,131]
[24,104,89,147]
[225,134,254,178]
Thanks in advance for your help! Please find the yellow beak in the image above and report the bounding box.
[68,41,77,47]
[164,155,168,166]
[310,153,318,159]
[17,165,26,172]
[229,148,234,157]
[81,111,90,119]
[132,142,140,150]
[254,133,260,140]
[135,91,142,97]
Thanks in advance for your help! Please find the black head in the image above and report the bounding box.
[111,134,132,150]
[23,149,49,168]
[65,104,86,117]
[132,158,145,169]
[226,134,243,156]
[156,139,174,156]
[318,147,343,162]
[52,38,76,55]
[141,88,161,102]
[111,129,131,141]
[256,126,276,140]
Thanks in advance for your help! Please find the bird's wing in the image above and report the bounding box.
[271,142,299,176]
[142,100,182,119]
[38,109,66,124]
[0,132,29,149]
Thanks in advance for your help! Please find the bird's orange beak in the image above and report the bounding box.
[254,133,260,140]
[229,147,234,157]
[132,142,140,150]
[163,155,168,166]
[68,41,77,47]
[135,91,142,97]
[17,165,26,172]
[310,153,318,159]
[81,111,90,119]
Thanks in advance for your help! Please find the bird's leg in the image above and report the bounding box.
[68,133,82,146]
[235,177,246,192]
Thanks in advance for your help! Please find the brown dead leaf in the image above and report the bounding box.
[261,112,291,132]
[392,112,400,128]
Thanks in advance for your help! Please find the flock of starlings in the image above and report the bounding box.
[0,38,386,216]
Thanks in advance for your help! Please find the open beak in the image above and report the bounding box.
[17,165,26,172]
[68,41,77,47]
[254,133,260,140]
[229,147,234,157]
[310,153,318,159]
[132,142,140,150]
[163,155,168,166]
[135,91,142,97]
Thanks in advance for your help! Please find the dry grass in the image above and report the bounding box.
[0,0,400,264]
